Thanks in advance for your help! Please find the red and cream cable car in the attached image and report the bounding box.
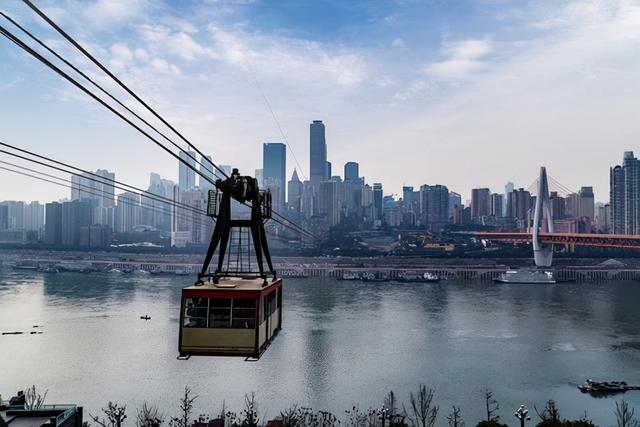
[178,169,281,359]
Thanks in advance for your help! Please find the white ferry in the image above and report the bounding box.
[494,270,555,284]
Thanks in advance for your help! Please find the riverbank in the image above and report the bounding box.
[1,249,639,281]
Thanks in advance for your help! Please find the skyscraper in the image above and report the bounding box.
[62,200,92,247]
[310,120,327,184]
[578,186,595,219]
[0,205,7,230]
[610,151,640,234]
[179,150,196,192]
[419,184,449,230]
[200,155,216,192]
[263,143,287,212]
[44,202,62,245]
[471,188,491,220]
[610,164,625,233]
[373,183,383,221]
[490,193,504,218]
[287,169,303,215]
[344,162,359,182]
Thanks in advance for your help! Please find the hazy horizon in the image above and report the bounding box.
[2,0,640,204]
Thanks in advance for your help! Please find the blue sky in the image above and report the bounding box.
[1,0,640,203]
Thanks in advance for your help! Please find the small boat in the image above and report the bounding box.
[494,270,555,284]
[38,267,59,273]
[578,379,635,394]
[12,264,38,270]
[340,272,361,281]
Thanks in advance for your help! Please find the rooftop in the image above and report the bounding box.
[184,277,281,292]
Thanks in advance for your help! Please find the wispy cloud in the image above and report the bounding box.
[424,38,493,80]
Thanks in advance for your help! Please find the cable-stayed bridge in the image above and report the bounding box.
[475,167,640,266]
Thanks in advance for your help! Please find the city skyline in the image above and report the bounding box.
[2,1,640,202]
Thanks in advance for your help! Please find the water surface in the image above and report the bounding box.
[1,268,639,425]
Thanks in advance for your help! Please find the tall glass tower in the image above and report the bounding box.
[263,143,287,212]
[178,150,196,192]
[310,120,327,184]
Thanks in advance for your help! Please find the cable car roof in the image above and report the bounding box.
[183,277,281,292]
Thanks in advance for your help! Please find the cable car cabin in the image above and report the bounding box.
[179,277,282,358]
[179,169,282,359]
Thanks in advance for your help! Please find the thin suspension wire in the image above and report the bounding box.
[21,0,229,180]
[246,62,307,181]
[16,4,313,237]
[0,24,219,190]
[1,16,316,240]
[0,163,201,223]
[0,150,203,218]
[0,140,204,215]
[0,10,223,183]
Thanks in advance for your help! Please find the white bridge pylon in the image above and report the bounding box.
[532,166,554,267]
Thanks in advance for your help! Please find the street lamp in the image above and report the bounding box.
[515,405,531,427]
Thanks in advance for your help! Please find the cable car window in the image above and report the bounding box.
[184,298,208,328]
[209,298,231,328]
[263,292,276,322]
[232,298,255,329]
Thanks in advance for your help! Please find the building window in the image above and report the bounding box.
[184,298,207,328]
[232,298,255,329]
[209,298,231,328]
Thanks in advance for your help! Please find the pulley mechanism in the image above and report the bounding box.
[197,168,276,286]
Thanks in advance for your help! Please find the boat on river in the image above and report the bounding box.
[578,379,639,394]
[494,270,555,284]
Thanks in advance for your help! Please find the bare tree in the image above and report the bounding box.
[24,385,48,410]
[446,406,464,427]
[136,402,164,427]
[404,385,438,427]
[615,400,639,427]
[90,402,127,427]
[535,400,560,423]
[482,389,499,422]
[169,387,198,427]
[240,392,259,427]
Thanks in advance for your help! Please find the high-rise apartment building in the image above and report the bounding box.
[62,200,92,246]
[310,120,327,184]
[490,193,504,218]
[578,186,595,219]
[419,184,449,230]
[471,188,491,219]
[44,202,63,245]
[373,183,383,221]
[71,169,115,208]
[0,205,8,231]
[610,151,640,234]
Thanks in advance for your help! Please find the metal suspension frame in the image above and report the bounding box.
[197,169,276,286]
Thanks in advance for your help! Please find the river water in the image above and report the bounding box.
[1,267,639,425]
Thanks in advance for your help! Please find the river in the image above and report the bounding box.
[1,268,639,425]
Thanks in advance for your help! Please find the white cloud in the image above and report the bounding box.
[424,38,493,79]
[207,26,368,87]
[378,1,640,200]
[391,38,406,49]
[83,0,149,28]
